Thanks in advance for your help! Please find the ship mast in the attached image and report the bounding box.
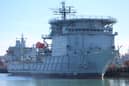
[54,2,76,20]
[21,34,26,48]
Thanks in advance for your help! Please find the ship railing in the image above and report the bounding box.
[50,15,116,23]
[42,34,52,39]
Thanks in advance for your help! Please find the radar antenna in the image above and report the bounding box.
[53,2,76,20]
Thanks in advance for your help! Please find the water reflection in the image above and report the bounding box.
[1,74,129,86]
[33,79,109,86]
[2,79,110,86]
[109,79,129,86]
[33,79,129,86]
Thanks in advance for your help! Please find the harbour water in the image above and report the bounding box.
[0,73,129,86]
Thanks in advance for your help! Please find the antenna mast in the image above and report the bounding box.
[53,2,76,20]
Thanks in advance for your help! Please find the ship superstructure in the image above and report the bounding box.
[6,2,118,78]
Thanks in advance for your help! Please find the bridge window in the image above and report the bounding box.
[67,28,104,32]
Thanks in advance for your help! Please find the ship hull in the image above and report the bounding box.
[7,49,116,78]
[9,72,102,79]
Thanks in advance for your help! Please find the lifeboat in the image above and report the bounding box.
[36,42,45,49]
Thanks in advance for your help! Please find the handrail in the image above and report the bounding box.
[50,15,116,23]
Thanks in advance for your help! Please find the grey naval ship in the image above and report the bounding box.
[6,2,118,78]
